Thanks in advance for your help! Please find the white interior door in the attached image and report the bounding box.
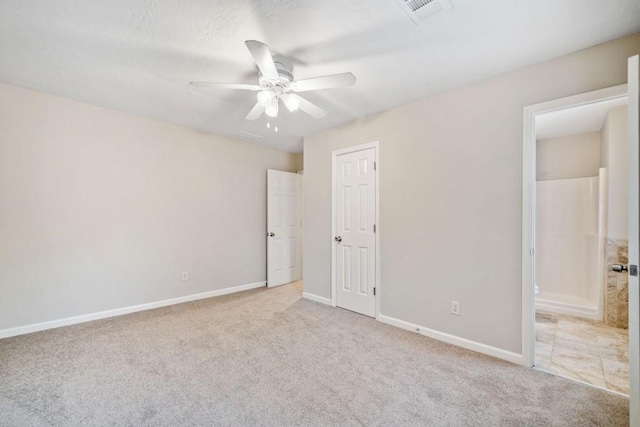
[628,54,639,427]
[267,170,302,287]
[334,147,377,317]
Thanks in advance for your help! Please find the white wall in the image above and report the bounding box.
[536,132,601,181]
[602,105,629,240]
[535,177,600,309]
[303,34,640,354]
[0,82,299,330]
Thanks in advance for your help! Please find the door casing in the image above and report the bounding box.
[331,141,381,319]
[626,54,639,426]
[521,84,628,368]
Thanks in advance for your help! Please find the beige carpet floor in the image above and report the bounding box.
[0,282,629,426]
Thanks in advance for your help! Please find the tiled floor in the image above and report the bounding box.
[535,311,629,394]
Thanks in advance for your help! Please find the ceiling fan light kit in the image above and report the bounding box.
[189,40,356,121]
[257,90,274,106]
[283,94,300,112]
[265,99,279,117]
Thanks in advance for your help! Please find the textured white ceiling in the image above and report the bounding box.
[536,97,628,140]
[0,1,639,152]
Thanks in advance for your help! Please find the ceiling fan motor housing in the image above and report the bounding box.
[259,62,294,89]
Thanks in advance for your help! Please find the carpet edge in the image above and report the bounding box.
[378,313,524,365]
[0,281,267,339]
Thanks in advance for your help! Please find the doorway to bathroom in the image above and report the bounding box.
[523,85,631,394]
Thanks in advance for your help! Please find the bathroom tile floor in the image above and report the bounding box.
[535,311,629,394]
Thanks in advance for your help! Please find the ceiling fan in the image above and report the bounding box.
[189,40,356,120]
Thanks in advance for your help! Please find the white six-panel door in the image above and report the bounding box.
[334,147,377,317]
[627,54,639,427]
[267,170,301,287]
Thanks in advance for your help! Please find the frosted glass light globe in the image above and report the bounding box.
[257,91,274,107]
[265,99,279,117]
[283,94,299,112]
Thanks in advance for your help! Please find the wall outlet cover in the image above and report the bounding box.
[451,300,461,316]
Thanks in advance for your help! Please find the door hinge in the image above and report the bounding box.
[373,287,376,296]
[374,161,376,171]
[373,224,376,233]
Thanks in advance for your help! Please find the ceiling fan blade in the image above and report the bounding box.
[189,81,261,91]
[245,40,279,79]
[245,102,266,120]
[290,94,327,119]
[291,72,356,92]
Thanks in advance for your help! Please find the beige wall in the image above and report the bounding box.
[602,105,629,240]
[536,132,601,181]
[303,34,640,354]
[0,82,298,330]
[295,153,304,172]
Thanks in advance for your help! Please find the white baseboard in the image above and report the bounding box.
[377,314,523,365]
[302,292,332,306]
[536,298,601,320]
[0,281,266,340]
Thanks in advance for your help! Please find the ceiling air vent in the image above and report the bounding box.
[395,0,453,24]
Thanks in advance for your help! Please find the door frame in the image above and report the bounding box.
[521,84,628,368]
[628,55,639,425]
[331,141,381,319]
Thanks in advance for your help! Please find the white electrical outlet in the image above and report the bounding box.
[181,272,188,281]
[451,300,461,316]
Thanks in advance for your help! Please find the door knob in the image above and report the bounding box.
[611,264,628,272]
[268,232,275,237]
[334,236,342,243]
